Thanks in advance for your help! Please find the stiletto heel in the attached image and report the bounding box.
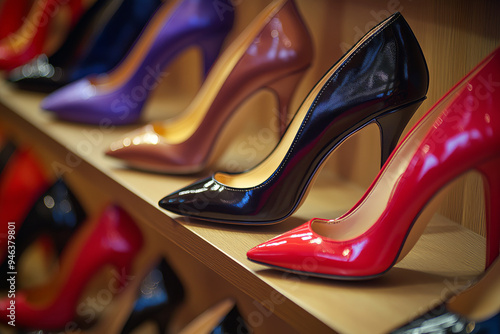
[120,258,185,334]
[41,0,235,125]
[267,70,308,136]
[7,0,162,93]
[159,12,429,223]
[247,46,500,279]
[106,0,314,173]
[476,156,500,268]
[376,99,425,167]
[0,205,143,329]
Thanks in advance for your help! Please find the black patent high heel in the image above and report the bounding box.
[121,258,185,334]
[0,178,86,289]
[159,12,429,225]
[376,104,424,168]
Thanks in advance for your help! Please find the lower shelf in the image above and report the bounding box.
[0,81,486,333]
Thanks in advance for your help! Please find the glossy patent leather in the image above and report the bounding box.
[247,46,500,279]
[0,178,86,288]
[105,0,314,173]
[41,0,235,125]
[0,205,143,330]
[159,12,429,223]
[121,258,185,334]
[0,0,31,39]
[0,148,50,261]
[7,0,162,93]
[0,0,85,71]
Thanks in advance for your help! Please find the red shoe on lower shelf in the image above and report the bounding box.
[0,146,51,263]
[248,46,500,279]
[0,204,143,330]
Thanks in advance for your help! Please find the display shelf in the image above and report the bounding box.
[0,79,488,334]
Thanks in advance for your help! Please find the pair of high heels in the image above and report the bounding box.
[159,11,429,222]
[7,0,163,93]
[158,12,500,282]
[41,0,237,125]
[44,0,314,175]
[0,0,87,71]
[0,204,143,330]
[243,44,500,279]
[104,1,427,177]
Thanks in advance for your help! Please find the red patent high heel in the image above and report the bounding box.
[0,0,86,71]
[0,147,50,262]
[0,0,31,40]
[0,205,143,330]
[248,46,500,279]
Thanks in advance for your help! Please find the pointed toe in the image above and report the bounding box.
[40,91,60,111]
[106,125,186,173]
[247,222,314,268]
[105,126,155,160]
[41,79,99,122]
[246,244,271,264]
[158,192,183,213]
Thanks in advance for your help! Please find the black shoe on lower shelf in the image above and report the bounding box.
[121,257,185,334]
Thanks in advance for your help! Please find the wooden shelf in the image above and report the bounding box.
[0,78,487,333]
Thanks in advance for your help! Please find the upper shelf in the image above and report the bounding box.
[0,81,486,334]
